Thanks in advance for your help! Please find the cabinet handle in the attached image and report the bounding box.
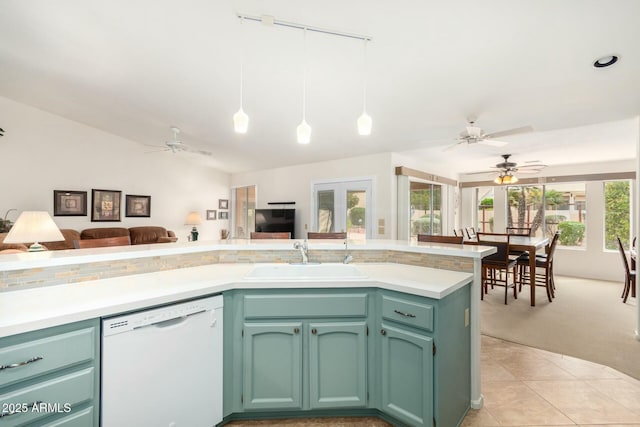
[294,327,300,334]
[0,356,43,371]
[0,400,43,418]
[380,329,386,336]
[394,309,416,318]
[311,328,317,335]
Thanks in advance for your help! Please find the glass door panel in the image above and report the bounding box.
[347,190,366,239]
[317,190,335,233]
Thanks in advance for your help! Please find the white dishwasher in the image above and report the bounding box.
[101,295,223,427]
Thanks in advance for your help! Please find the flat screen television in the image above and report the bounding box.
[254,208,295,238]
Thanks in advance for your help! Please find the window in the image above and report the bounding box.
[476,187,494,232]
[545,183,586,248]
[313,179,373,239]
[604,180,631,250]
[231,185,256,238]
[505,183,587,247]
[410,181,442,237]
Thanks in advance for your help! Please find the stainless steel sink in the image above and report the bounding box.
[244,263,367,281]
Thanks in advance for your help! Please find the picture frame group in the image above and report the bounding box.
[54,189,152,222]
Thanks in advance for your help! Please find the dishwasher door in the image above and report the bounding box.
[101,295,223,427]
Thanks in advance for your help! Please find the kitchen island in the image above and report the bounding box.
[0,239,494,426]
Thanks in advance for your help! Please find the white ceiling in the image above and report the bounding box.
[0,0,638,174]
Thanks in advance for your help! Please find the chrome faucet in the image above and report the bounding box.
[343,239,352,264]
[293,240,309,264]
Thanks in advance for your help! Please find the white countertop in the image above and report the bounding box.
[0,238,494,272]
[0,262,473,338]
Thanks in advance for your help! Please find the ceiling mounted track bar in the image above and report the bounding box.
[237,14,372,42]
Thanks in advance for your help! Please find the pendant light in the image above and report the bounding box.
[297,27,311,144]
[233,17,249,134]
[357,39,372,136]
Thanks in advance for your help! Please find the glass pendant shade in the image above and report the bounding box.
[233,108,249,134]
[494,174,519,185]
[297,119,312,144]
[357,111,372,136]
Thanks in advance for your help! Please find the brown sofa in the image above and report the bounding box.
[0,226,177,252]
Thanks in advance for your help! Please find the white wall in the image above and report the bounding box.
[230,153,394,239]
[0,96,230,241]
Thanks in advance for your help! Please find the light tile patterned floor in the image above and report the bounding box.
[463,335,640,427]
[227,335,640,426]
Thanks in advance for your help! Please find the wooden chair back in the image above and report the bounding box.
[477,233,511,264]
[546,232,561,263]
[307,232,347,239]
[465,227,477,240]
[74,236,131,249]
[417,234,463,244]
[506,227,532,236]
[616,236,632,276]
[250,232,291,239]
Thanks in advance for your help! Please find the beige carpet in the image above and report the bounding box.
[481,275,640,379]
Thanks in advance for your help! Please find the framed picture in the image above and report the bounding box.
[53,190,87,216]
[219,211,229,220]
[206,210,217,220]
[218,199,229,210]
[91,189,122,222]
[126,194,151,217]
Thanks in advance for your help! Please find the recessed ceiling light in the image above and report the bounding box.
[593,55,619,68]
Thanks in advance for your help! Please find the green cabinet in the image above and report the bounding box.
[224,284,471,427]
[380,323,433,426]
[308,321,367,409]
[242,322,303,410]
[0,319,100,427]
[225,290,372,415]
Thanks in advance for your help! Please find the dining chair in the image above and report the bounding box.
[307,232,347,239]
[517,232,560,303]
[250,232,291,239]
[616,236,636,303]
[74,236,131,249]
[506,227,532,236]
[453,229,465,238]
[477,232,518,304]
[465,227,477,240]
[417,234,464,244]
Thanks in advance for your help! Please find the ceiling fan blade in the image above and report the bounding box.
[483,125,533,139]
[464,169,496,175]
[478,139,509,147]
[441,141,462,152]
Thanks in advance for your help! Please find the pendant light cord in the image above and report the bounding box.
[302,27,307,121]
[239,16,245,109]
[362,39,368,112]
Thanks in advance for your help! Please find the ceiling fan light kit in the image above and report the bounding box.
[236,13,373,144]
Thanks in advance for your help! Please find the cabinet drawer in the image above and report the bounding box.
[0,367,94,427]
[0,327,96,389]
[40,406,93,427]
[244,294,368,318]
[381,295,434,332]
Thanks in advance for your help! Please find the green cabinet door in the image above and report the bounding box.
[380,323,433,427]
[308,322,367,409]
[242,322,303,410]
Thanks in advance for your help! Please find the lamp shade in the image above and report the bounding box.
[3,211,64,250]
[296,120,311,144]
[184,212,203,225]
[357,112,372,136]
[233,107,249,134]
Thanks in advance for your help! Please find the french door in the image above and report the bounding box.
[312,179,373,239]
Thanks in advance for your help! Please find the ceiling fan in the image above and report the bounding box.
[146,127,213,156]
[466,154,547,184]
[443,118,533,151]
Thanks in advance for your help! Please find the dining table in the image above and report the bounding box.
[476,234,550,306]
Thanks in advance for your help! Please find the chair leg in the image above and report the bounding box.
[623,277,630,303]
[545,266,553,302]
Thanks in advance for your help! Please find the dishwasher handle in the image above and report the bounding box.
[135,308,209,330]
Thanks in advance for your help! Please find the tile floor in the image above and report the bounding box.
[227,335,640,426]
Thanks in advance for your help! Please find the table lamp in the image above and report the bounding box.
[3,211,64,252]
[185,211,202,241]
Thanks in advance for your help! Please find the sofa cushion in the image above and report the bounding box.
[81,227,129,240]
[43,229,81,251]
[129,226,176,245]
